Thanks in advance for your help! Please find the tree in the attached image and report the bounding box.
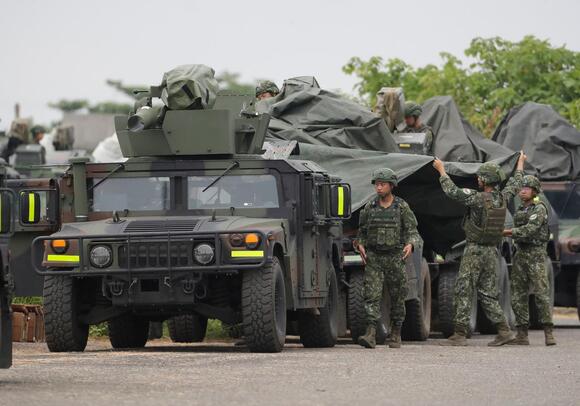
[48,99,89,113]
[343,36,580,134]
[216,71,256,94]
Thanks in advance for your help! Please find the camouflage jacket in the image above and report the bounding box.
[401,124,434,155]
[357,196,421,251]
[512,200,550,246]
[439,170,524,243]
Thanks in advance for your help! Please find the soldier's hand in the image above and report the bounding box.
[502,229,513,237]
[402,244,413,260]
[358,244,367,265]
[432,158,446,176]
[517,151,527,170]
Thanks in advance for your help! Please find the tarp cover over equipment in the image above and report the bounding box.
[492,102,580,181]
[421,96,515,163]
[161,64,219,110]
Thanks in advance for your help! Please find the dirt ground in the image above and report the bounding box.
[1,313,579,406]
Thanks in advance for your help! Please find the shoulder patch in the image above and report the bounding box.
[529,214,538,220]
[462,188,473,195]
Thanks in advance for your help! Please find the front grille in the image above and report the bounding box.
[124,220,198,234]
[118,241,193,269]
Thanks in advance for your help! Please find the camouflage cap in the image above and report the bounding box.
[404,101,422,117]
[522,175,542,193]
[256,81,280,97]
[477,162,504,185]
[30,125,46,135]
[371,168,398,186]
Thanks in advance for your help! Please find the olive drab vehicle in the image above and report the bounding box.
[0,164,14,368]
[14,65,352,353]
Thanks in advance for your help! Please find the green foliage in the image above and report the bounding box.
[48,99,89,112]
[343,36,580,135]
[88,102,132,114]
[205,319,228,340]
[89,323,109,337]
[216,71,256,94]
[12,296,42,305]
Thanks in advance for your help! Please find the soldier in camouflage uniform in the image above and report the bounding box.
[433,153,526,346]
[355,168,421,349]
[401,102,434,156]
[256,81,280,100]
[503,175,556,346]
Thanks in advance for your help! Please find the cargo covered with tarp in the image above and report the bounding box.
[259,80,520,254]
[492,102,580,181]
[421,96,516,163]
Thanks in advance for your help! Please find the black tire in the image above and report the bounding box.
[477,257,513,334]
[108,314,149,349]
[242,256,287,353]
[577,271,580,322]
[347,268,366,343]
[529,259,555,329]
[437,269,456,338]
[44,275,89,352]
[299,268,338,348]
[167,314,208,343]
[402,259,431,341]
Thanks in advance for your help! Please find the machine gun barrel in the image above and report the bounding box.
[127,105,163,132]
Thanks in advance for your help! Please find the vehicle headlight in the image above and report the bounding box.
[194,243,214,265]
[90,245,113,268]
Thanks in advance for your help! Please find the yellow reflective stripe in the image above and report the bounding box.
[231,250,264,258]
[47,254,80,263]
[337,186,344,216]
[399,143,411,148]
[28,193,35,223]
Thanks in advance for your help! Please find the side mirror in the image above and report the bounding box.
[0,193,11,233]
[20,192,41,224]
[329,184,351,218]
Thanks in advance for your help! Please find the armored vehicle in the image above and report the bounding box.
[0,164,13,368]
[19,65,351,353]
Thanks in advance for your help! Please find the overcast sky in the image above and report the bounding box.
[0,0,578,129]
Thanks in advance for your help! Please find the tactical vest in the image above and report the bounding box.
[366,198,402,251]
[513,202,550,245]
[463,192,506,246]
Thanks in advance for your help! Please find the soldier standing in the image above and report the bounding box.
[503,175,556,346]
[401,102,434,155]
[433,153,526,346]
[255,81,280,101]
[355,168,421,349]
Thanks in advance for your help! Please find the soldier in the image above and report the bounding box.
[355,168,421,349]
[30,125,46,144]
[255,81,280,101]
[503,175,556,346]
[401,102,434,155]
[433,153,526,346]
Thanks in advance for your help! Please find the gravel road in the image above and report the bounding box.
[1,316,579,406]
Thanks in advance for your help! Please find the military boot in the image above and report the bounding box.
[388,325,402,349]
[508,326,529,345]
[488,321,515,346]
[358,326,376,349]
[440,324,468,346]
[544,325,556,346]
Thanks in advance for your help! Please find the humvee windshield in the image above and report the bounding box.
[188,175,279,209]
[544,183,580,220]
[92,177,171,211]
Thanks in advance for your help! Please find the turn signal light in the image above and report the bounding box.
[51,239,69,254]
[245,233,260,249]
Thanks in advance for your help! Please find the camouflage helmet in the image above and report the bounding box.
[371,168,398,186]
[256,80,280,97]
[476,162,504,185]
[522,175,542,193]
[404,101,422,117]
[30,125,46,136]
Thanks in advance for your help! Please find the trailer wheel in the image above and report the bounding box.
[168,314,208,343]
[108,314,149,349]
[242,256,286,353]
[402,259,431,341]
[529,259,555,329]
[44,275,89,352]
[299,268,338,348]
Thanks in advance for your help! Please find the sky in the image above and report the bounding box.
[0,0,579,130]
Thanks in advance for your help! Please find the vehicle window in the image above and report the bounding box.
[91,177,170,211]
[544,186,580,219]
[188,175,279,209]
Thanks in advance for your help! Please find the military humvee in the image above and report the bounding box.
[19,77,351,353]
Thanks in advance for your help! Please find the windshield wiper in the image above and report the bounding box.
[88,164,125,192]
[202,161,239,192]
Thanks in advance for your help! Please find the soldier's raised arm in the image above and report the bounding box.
[502,152,527,201]
[433,158,482,208]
